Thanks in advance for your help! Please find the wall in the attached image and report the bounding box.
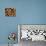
[0,0,46,44]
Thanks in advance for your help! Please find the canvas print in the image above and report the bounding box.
[5,8,16,16]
